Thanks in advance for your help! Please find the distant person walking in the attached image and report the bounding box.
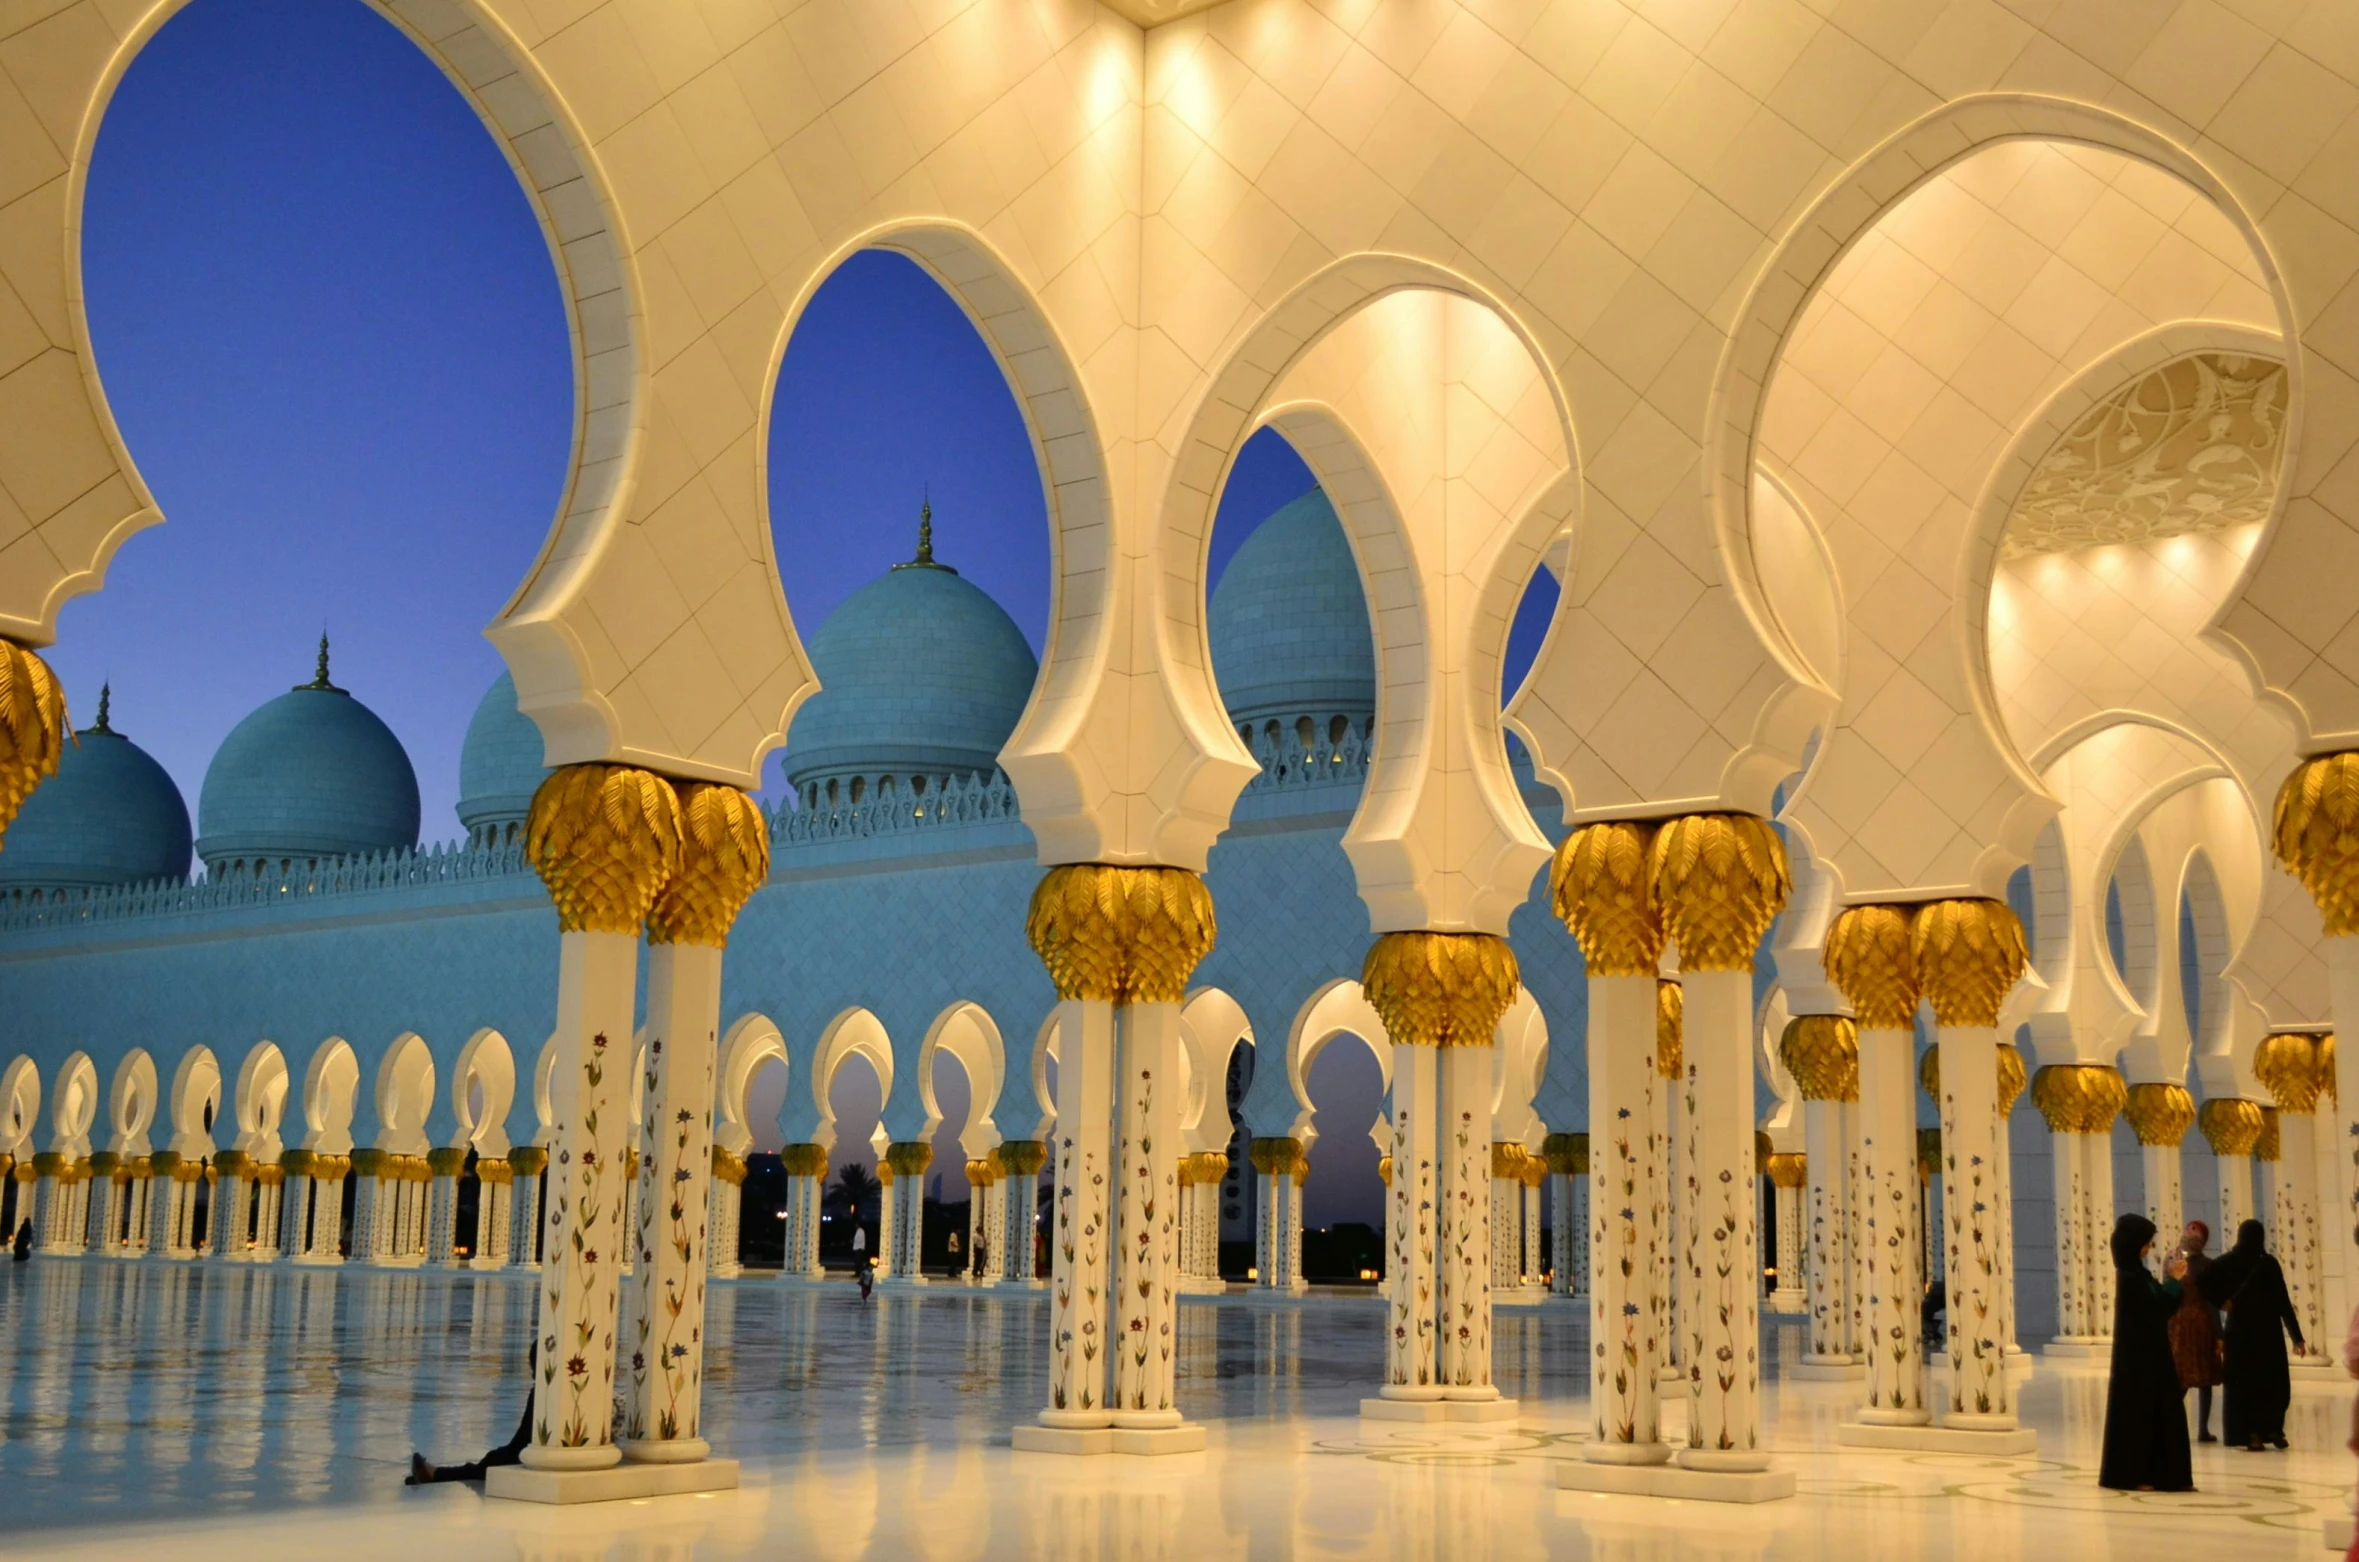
[2200,1219,2307,1450]
[2170,1220,2223,1443]
[11,1220,28,1261]
[2100,1214,2194,1492]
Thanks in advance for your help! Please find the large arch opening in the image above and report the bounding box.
[64,0,576,844]
[1752,113,2292,902]
[813,1010,891,1269]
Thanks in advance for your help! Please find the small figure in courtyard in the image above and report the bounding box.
[11,1220,28,1261]
[2100,1213,2194,1492]
[408,1342,535,1486]
[2169,1220,2222,1442]
[973,1234,987,1280]
[2199,1219,2306,1451]
[857,1260,873,1302]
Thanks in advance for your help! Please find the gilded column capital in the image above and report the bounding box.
[1026,864,1215,1004]
[1766,1151,1807,1189]
[0,640,66,847]
[2123,1082,2196,1147]
[1823,904,1918,1029]
[1248,1137,1305,1176]
[1540,1131,1589,1175]
[647,782,769,947]
[1916,1126,1941,1181]
[1197,1150,1228,1182]
[779,1143,828,1178]
[2273,753,2359,935]
[279,1149,314,1177]
[884,1141,934,1178]
[2197,1097,2264,1158]
[1548,820,1662,975]
[1519,1156,1546,1191]
[1778,1014,1859,1102]
[507,1145,548,1177]
[526,764,683,935]
[1376,1154,1392,1187]
[1655,977,1683,1078]
[1489,1141,1530,1179]
[1648,812,1790,972]
[965,1157,993,1187]
[426,1146,469,1177]
[2254,1031,2329,1113]
[1999,1043,2027,1116]
[88,1150,120,1176]
[1909,898,2028,1028]
[998,1140,1047,1177]
[1360,930,1520,1048]
[2256,1106,2281,1162]
[2030,1064,2127,1133]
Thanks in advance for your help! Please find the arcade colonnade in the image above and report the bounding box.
[5,0,2359,1506]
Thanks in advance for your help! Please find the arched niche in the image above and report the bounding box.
[449,1028,515,1157]
[299,1037,360,1155]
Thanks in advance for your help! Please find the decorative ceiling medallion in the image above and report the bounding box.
[2000,352,2287,562]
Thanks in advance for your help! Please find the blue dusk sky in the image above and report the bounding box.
[54,0,1553,1216]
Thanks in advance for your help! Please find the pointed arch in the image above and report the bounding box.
[916,1001,1007,1159]
[231,1041,291,1157]
[450,1028,516,1156]
[717,1013,788,1158]
[106,1049,158,1155]
[0,1057,37,1157]
[164,1045,220,1155]
[809,1007,894,1156]
[372,1032,435,1154]
[299,1037,361,1154]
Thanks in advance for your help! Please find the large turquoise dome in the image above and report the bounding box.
[781,523,1038,803]
[0,691,190,891]
[1209,488,1374,729]
[456,670,546,846]
[195,644,421,873]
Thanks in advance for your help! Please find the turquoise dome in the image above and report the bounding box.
[781,529,1038,800]
[195,646,420,872]
[0,692,190,890]
[1209,488,1374,728]
[456,670,546,844]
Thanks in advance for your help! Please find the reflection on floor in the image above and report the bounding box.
[0,1260,2348,1558]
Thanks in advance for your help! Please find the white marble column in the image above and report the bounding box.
[1768,1159,1806,1313]
[1110,999,1184,1427]
[1522,1173,1543,1289]
[1675,965,1770,1469]
[883,1144,928,1282]
[1381,1041,1440,1401]
[1852,1021,1928,1425]
[622,933,725,1462]
[1002,1143,1044,1283]
[1543,1134,1586,1298]
[1253,1140,1298,1290]
[875,1166,898,1279]
[474,1162,513,1269]
[2255,1033,2332,1365]
[1994,1047,2026,1362]
[1781,1017,1858,1367]
[1490,1148,1523,1291]
[509,1147,546,1266]
[1438,1042,1497,1400]
[1582,970,1666,1462]
[1923,980,2014,1430]
[427,1149,465,1266]
[2124,1084,2193,1250]
[2201,1100,2262,1237]
[1038,997,1116,1433]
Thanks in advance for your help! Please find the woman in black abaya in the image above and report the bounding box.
[2199,1218,2307,1450]
[2101,1213,2194,1491]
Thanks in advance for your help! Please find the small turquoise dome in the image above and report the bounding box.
[1209,488,1374,728]
[195,641,421,873]
[781,514,1038,801]
[0,689,190,890]
[456,670,546,845]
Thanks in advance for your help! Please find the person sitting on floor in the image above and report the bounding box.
[408,1341,536,1486]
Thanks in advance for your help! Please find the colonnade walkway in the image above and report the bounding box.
[0,1261,2345,1560]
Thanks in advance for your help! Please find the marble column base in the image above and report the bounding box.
[1768,1287,1807,1314]
[1492,1288,1544,1309]
[1787,1360,1865,1381]
[485,1458,738,1505]
[1654,1364,1684,1385]
[1011,1423,1206,1456]
[2293,1361,2347,1386]
[1359,1396,1520,1423]
[877,1274,930,1288]
[2041,1337,2106,1360]
[1559,1462,1795,1504]
[1837,1421,2038,1454]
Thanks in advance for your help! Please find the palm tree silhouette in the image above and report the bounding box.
[828,1162,880,1223]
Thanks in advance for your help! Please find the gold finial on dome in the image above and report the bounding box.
[299,631,343,693]
[893,495,957,575]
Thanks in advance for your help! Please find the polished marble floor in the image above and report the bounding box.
[1,1258,2350,1559]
